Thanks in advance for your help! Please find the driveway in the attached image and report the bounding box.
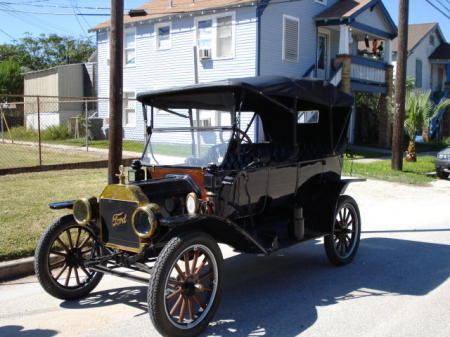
[1,178,449,337]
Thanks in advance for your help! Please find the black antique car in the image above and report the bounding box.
[35,76,362,337]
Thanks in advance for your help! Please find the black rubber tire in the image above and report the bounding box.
[324,195,361,266]
[34,214,103,300]
[148,232,223,337]
[436,169,449,179]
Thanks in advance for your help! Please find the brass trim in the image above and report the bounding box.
[73,197,93,225]
[186,192,199,215]
[105,242,142,253]
[131,203,160,239]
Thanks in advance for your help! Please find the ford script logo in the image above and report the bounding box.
[112,212,127,227]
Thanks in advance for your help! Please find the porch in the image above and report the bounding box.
[313,0,397,95]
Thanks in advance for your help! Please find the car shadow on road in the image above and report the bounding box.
[0,325,57,337]
[202,237,450,337]
[59,237,450,337]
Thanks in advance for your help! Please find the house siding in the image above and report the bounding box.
[96,6,257,142]
[259,0,339,77]
[405,29,442,90]
[355,6,394,34]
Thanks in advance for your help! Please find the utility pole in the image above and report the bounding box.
[108,0,124,184]
[391,0,409,170]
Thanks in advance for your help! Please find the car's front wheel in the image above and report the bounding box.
[436,169,449,179]
[324,195,361,266]
[34,215,103,300]
[148,232,223,337]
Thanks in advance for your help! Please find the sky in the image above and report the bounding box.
[0,0,449,44]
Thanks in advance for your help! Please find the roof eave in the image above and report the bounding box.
[88,1,256,32]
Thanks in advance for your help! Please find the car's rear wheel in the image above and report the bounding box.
[436,169,449,179]
[148,232,223,337]
[34,214,103,300]
[324,195,361,266]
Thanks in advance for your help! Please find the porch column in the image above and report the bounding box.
[384,39,393,64]
[334,54,352,94]
[338,25,350,54]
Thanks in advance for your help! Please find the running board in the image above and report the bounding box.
[90,265,149,285]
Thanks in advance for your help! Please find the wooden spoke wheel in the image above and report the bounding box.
[148,232,223,337]
[35,215,103,300]
[324,195,361,266]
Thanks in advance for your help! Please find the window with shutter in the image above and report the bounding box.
[415,59,422,88]
[283,15,299,63]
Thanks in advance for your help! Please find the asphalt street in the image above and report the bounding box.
[1,178,449,337]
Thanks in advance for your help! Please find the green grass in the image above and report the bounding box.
[0,168,108,261]
[343,156,436,185]
[0,143,109,169]
[345,148,389,160]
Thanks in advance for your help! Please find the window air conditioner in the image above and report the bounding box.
[199,48,212,60]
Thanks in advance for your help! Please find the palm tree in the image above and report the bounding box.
[404,91,450,162]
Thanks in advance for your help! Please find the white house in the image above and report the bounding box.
[90,0,397,143]
[392,22,449,91]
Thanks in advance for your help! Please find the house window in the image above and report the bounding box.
[198,19,213,50]
[124,28,136,65]
[196,14,234,59]
[123,91,136,126]
[216,16,232,58]
[415,59,422,88]
[156,23,171,50]
[282,15,299,63]
[315,0,327,5]
[429,34,435,46]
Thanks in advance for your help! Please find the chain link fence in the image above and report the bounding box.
[0,94,141,172]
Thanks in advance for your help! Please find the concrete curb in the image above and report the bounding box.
[0,256,35,281]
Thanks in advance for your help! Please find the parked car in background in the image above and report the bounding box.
[436,144,450,179]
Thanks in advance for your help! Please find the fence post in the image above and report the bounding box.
[37,96,42,166]
[85,99,89,152]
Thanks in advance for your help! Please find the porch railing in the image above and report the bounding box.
[350,55,386,84]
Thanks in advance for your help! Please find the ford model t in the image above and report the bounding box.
[35,76,362,337]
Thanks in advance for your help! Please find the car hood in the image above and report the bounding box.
[438,146,450,156]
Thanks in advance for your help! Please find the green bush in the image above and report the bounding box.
[42,125,69,140]
[9,126,38,141]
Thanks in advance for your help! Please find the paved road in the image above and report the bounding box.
[1,179,449,337]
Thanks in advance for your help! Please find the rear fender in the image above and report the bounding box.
[159,215,267,255]
[297,178,364,233]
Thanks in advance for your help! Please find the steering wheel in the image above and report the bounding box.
[236,128,253,144]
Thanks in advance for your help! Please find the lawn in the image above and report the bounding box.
[0,143,109,169]
[0,168,108,261]
[343,156,436,185]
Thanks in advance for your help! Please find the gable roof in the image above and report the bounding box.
[392,23,440,53]
[315,0,397,37]
[316,0,373,20]
[429,43,450,60]
[90,0,253,31]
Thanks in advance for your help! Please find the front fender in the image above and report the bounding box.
[159,214,267,255]
[48,200,74,210]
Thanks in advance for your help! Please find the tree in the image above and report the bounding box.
[0,34,95,71]
[0,59,23,97]
[404,91,450,161]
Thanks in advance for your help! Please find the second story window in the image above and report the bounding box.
[196,14,234,59]
[124,28,136,65]
[282,15,299,63]
[217,16,232,58]
[430,34,435,46]
[156,23,171,50]
[198,19,213,50]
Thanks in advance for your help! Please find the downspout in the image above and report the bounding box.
[256,0,269,142]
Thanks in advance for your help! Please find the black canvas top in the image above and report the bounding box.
[136,76,354,111]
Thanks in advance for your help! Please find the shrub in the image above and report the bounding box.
[8,126,38,141]
[42,125,69,140]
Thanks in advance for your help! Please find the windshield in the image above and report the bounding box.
[142,108,234,167]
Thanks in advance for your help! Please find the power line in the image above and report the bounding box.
[425,0,450,19]
[0,1,133,10]
[434,0,450,13]
[0,26,15,39]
